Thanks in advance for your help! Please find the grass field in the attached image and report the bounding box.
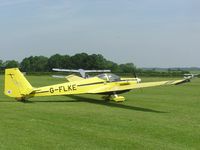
[0,75,200,150]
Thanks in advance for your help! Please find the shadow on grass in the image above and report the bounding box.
[30,95,167,113]
[0,100,35,103]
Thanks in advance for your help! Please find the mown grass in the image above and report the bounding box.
[0,75,200,150]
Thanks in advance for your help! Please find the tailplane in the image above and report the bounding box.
[4,68,33,100]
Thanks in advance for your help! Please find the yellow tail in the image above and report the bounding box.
[4,68,33,100]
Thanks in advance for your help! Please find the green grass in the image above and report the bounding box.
[0,75,200,150]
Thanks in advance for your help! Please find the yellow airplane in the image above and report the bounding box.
[4,68,190,102]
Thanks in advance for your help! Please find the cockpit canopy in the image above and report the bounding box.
[97,73,121,82]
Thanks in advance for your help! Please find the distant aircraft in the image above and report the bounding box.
[184,73,199,79]
[4,68,191,102]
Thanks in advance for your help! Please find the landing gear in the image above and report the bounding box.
[110,94,125,102]
[102,93,125,102]
[15,97,27,102]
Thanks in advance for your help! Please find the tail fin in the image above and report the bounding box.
[4,68,33,100]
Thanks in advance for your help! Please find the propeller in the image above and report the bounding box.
[132,69,143,93]
[133,69,141,83]
[133,69,137,78]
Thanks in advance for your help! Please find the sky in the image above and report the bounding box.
[0,0,199,67]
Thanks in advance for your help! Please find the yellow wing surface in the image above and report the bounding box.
[65,75,84,82]
[87,79,189,94]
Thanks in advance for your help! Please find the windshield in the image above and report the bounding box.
[97,73,121,82]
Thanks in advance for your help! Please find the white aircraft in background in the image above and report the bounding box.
[184,73,199,79]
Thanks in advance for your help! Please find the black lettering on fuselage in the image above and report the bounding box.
[72,84,77,90]
[68,85,73,91]
[50,88,54,93]
[49,85,77,94]
[63,86,68,92]
[59,86,63,92]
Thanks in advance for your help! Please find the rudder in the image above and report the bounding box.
[4,68,33,100]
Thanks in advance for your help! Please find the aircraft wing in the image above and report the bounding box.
[129,79,190,89]
[52,68,79,72]
[87,78,190,94]
[65,75,84,82]
[85,70,111,73]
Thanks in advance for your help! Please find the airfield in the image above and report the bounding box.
[0,75,200,150]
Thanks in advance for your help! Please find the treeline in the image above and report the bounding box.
[0,53,189,76]
[0,53,136,73]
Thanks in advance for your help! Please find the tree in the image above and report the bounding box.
[0,59,3,69]
[48,54,64,70]
[87,54,108,69]
[20,57,31,72]
[21,56,48,72]
[119,63,136,73]
[3,60,19,68]
[62,55,72,69]
[32,56,49,72]
[71,53,89,69]
[106,61,120,72]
